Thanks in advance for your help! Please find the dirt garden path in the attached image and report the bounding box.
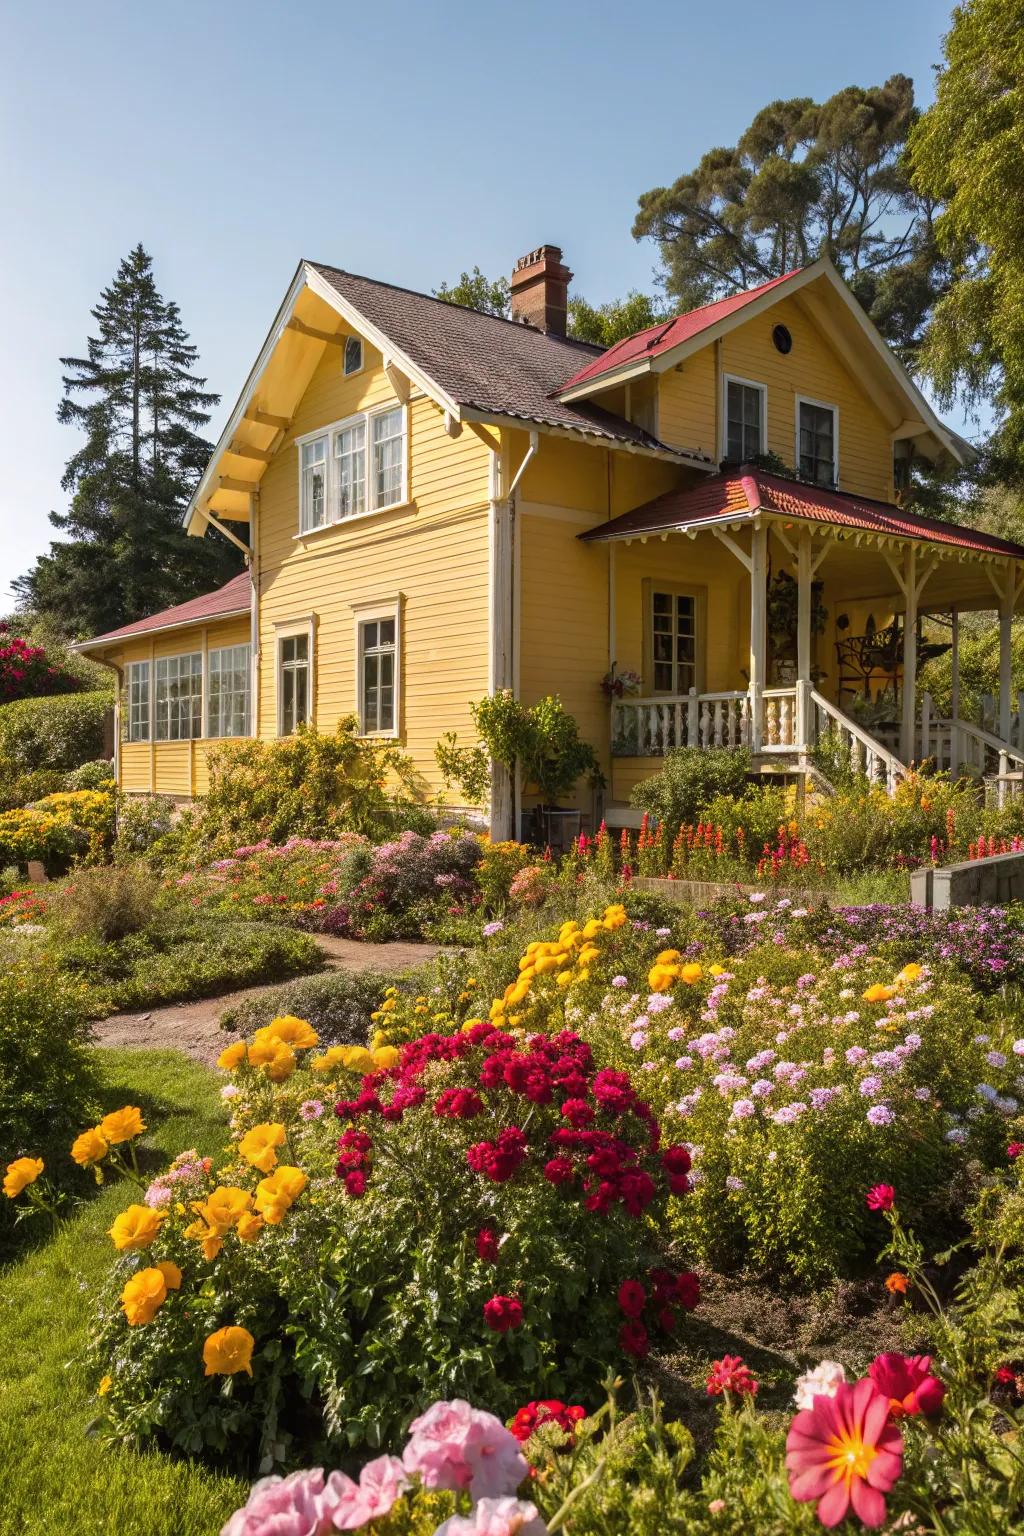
[91,935,443,1066]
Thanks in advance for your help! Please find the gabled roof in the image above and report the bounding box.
[578,468,1024,560]
[559,269,801,394]
[75,572,251,651]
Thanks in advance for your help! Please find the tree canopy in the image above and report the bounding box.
[633,76,945,363]
[909,0,1024,480]
[434,269,669,347]
[16,245,240,637]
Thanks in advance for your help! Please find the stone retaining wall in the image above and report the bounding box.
[632,876,829,906]
[911,851,1024,910]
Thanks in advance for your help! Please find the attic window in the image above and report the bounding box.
[344,337,363,376]
[772,324,792,355]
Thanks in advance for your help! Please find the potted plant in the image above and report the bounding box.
[600,665,642,701]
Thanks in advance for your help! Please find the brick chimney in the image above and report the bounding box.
[510,245,573,335]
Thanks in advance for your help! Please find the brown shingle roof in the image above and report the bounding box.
[77,572,251,650]
[310,263,709,459]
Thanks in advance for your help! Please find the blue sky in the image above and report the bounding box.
[0,0,964,609]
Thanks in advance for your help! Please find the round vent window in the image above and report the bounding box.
[772,323,793,355]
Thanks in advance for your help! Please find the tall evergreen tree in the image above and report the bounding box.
[16,245,241,636]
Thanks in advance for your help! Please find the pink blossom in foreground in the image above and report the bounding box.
[786,1377,903,1528]
[220,1468,332,1536]
[433,1497,548,1535]
[402,1399,528,1500]
[325,1455,408,1529]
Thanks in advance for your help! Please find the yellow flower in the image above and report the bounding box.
[217,1041,247,1071]
[372,1046,400,1069]
[121,1267,169,1325]
[3,1156,44,1199]
[99,1106,146,1144]
[254,1165,308,1225]
[197,1185,253,1235]
[862,983,896,1004]
[555,970,573,988]
[236,1211,265,1243]
[311,1045,347,1074]
[656,949,682,965]
[709,964,726,977]
[341,1046,375,1074]
[97,1375,113,1396]
[581,918,603,940]
[896,963,924,986]
[248,1038,296,1081]
[71,1127,108,1168]
[203,1325,255,1377]
[262,1015,319,1050]
[577,944,601,966]
[647,963,678,994]
[679,962,704,985]
[109,1204,164,1252]
[157,1260,182,1290]
[238,1123,286,1173]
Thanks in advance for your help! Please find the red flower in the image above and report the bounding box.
[483,1294,523,1333]
[618,1320,649,1357]
[656,1305,676,1333]
[561,1098,594,1128]
[865,1184,895,1212]
[433,1088,484,1119]
[617,1279,646,1318]
[1008,1142,1023,1161]
[543,1156,574,1186]
[510,1399,587,1443]
[343,1170,367,1197]
[592,1069,635,1115]
[867,1353,946,1418]
[994,1365,1017,1385]
[786,1377,903,1529]
[672,1271,701,1311]
[661,1144,692,1176]
[706,1355,758,1397]
[475,1226,500,1262]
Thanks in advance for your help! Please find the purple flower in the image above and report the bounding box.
[611,975,628,988]
[299,1099,324,1121]
[731,1098,756,1120]
[482,921,505,938]
[866,1105,895,1127]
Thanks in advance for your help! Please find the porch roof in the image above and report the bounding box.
[578,468,1024,563]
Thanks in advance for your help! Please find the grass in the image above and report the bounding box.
[0,1047,244,1536]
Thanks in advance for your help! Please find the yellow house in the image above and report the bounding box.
[78,245,1024,836]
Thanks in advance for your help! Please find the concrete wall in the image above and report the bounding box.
[911,851,1024,910]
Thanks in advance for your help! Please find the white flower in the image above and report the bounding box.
[220,1084,240,1102]
[794,1360,847,1411]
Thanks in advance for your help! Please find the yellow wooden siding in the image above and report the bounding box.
[657,293,894,501]
[255,345,492,797]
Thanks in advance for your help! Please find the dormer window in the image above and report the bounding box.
[797,398,838,487]
[343,336,363,376]
[723,377,766,464]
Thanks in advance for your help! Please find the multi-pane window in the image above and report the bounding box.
[725,380,764,463]
[335,420,367,519]
[154,653,203,741]
[297,406,405,532]
[358,615,397,734]
[372,409,404,508]
[208,644,252,738]
[798,400,837,487]
[125,661,150,742]
[300,438,328,532]
[651,591,697,694]
[279,633,310,735]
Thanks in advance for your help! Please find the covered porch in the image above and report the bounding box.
[580,470,1024,804]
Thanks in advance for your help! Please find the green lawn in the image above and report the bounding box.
[0,1048,245,1536]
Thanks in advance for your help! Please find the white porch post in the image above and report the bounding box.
[487,447,514,840]
[949,606,960,776]
[999,563,1014,743]
[900,544,918,765]
[796,528,812,753]
[749,522,768,753]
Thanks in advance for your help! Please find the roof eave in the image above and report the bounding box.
[73,605,251,653]
[458,407,715,470]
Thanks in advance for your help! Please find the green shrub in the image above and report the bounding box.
[0,958,97,1255]
[94,922,322,1013]
[0,806,86,875]
[0,765,64,812]
[64,758,115,791]
[218,966,410,1043]
[114,794,178,863]
[0,690,112,773]
[702,785,791,859]
[630,746,751,827]
[49,863,161,944]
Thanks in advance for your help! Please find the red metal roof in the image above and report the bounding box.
[81,572,251,648]
[559,270,803,394]
[579,469,1024,559]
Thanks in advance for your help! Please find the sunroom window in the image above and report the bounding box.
[125,660,150,742]
[207,643,252,738]
[154,653,203,740]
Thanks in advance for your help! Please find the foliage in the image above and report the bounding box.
[0,806,85,875]
[64,758,115,791]
[920,613,1024,720]
[433,265,670,348]
[49,862,161,944]
[434,731,490,808]
[195,722,432,855]
[91,982,694,1466]
[0,766,64,813]
[433,266,511,317]
[0,958,97,1255]
[634,75,945,363]
[113,793,177,862]
[630,747,751,829]
[218,967,415,1046]
[14,244,241,635]
[0,621,76,703]
[765,570,826,655]
[307,830,485,941]
[0,689,112,773]
[441,692,603,809]
[32,789,116,859]
[0,1048,245,1534]
[910,0,1024,482]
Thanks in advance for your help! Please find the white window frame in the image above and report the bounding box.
[343,336,364,376]
[154,652,203,741]
[207,642,252,739]
[721,374,767,464]
[275,619,315,737]
[352,598,401,739]
[645,581,706,697]
[795,395,839,489]
[295,404,409,537]
[125,660,151,742]
[299,436,329,533]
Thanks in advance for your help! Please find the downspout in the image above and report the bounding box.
[87,655,123,819]
[249,491,260,737]
[506,433,538,841]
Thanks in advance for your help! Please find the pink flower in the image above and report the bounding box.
[325,1455,408,1530]
[220,1468,332,1536]
[786,1376,903,1528]
[865,1184,895,1212]
[402,1399,527,1500]
[867,1353,946,1418]
[433,1497,548,1535]
[476,1226,500,1262]
[706,1355,758,1396]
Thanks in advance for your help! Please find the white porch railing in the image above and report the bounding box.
[810,689,908,794]
[918,692,1024,803]
[611,689,752,756]
[762,687,798,752]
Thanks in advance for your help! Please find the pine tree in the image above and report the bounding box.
[16,244,241,635]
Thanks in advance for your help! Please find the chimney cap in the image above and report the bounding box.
[513,244,567,274]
